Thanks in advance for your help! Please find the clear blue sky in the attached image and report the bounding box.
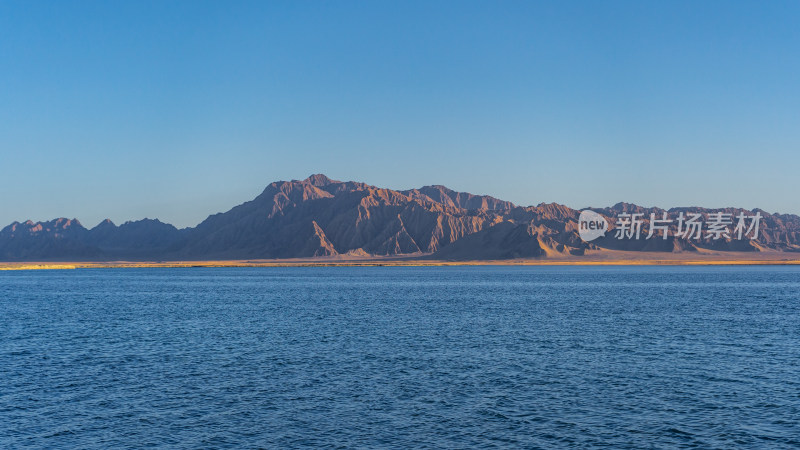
[1,1,798,228]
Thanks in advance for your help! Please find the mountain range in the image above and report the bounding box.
[2,174,799,261]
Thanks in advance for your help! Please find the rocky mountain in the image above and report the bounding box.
[177,174,501,259]
[0,219,100,260]
[1,174,798,261]
[0,218,185,260]
[586,204,800,253]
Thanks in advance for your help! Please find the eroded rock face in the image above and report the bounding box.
[1,174,798,261]
[403,185,515,211]
[175,175,502,259]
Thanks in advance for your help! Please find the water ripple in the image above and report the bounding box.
[1,266,799,448]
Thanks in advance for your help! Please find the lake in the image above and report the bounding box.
[1,266,799,448]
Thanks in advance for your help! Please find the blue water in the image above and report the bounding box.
[1,266,799,448]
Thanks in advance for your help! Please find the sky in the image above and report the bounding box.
[1,1,799,228]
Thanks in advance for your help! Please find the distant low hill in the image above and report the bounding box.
[2,174,798,261]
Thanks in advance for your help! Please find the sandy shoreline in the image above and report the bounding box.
[2,251,800,270]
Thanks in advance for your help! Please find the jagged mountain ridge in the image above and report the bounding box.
[0,218,184,260]
[1,174,798,261]
[178,174,506,259]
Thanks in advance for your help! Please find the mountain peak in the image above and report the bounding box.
[304,174,338,187]
[51,218,83,229]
